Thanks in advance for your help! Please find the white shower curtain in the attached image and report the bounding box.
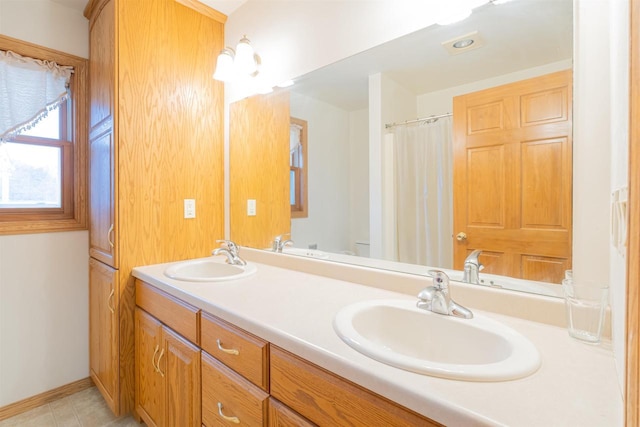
[392,117,453,268]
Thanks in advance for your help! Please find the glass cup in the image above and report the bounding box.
[561,279,608,344]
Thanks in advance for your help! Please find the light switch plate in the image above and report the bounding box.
[247,199,256,216]
[184,199,196,218]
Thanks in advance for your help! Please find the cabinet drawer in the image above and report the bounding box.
[268,398,315,427]
[201,311,269,390]
[135,280,200,345]
[202,352,268,427]
[270,346,442,427]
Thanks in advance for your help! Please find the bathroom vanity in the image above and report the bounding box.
[132,250,622,426]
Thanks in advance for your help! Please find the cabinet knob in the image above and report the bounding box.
[456,232,467,242]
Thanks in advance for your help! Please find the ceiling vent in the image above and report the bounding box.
[441,31,485,56]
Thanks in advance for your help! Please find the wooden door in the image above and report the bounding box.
[453,70,572,284]
[88,0,117,268]
[163,327,201,427]
[135,309,165,427]
[89,258,119,414]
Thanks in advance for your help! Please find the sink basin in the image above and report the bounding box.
[333,299,540,381]
[164,258,257,282]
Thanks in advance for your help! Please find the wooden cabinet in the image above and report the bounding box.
[202,352,268,427]
[135,308,201,427]
[201,312,269,391]
[85,0,225,415]
[89,259,119,412]
[270,346,442,427]
[134,280,440,426]
[268,398,316,427]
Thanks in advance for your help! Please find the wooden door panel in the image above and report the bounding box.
[520,138,567,229]
[453,69,572,284]
[467,101,506,134]
[522,255,570,283]
[89,259,119,414]
[521,86,569,125]
[89,128,116,266]
[135,309,164,427]
[163,328,201,427]
[466,146,505,227]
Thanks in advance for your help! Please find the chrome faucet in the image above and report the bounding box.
[213,240,247,266]
[272,234,294,253]
[417,270,473,319]
[463,249,484,284]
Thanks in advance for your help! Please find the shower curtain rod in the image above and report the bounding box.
[385,112,452,129]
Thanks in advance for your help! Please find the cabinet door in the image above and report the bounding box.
[89,259,119,414]
[162,327,201,427]
[88,0,117,267]
[135,309,165,427]
[268,398,316,427]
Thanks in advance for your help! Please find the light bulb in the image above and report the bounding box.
[213,48,235,82]
[234,36,257,75]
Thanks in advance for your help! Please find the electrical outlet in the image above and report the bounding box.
[247,199,256,216]
[184,199,196,218]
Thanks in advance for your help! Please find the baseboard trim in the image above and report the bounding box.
[0,377,94,421]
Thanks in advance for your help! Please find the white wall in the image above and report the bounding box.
[0,0,88,58]
[0,0,89,407]
[348,108,369,254]
[290,92,351,253]
[416,59,573,117]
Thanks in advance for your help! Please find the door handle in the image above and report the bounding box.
[456,232,467,242]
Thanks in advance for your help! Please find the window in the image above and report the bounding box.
[290,117,308,218]
[0,35,87,234]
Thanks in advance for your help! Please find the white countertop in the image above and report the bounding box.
[132,256,623,427]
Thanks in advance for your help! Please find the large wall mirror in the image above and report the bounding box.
[230,0,574,298]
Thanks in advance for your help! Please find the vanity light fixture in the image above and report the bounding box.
[213,35,262,82]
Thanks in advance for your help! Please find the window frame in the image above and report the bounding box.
[290,117,308,218]
[0,35,88,234]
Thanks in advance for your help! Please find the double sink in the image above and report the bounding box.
[162,257,540,382]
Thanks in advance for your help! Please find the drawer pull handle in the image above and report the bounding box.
[107,224,115,248]
[217,402,240,424]
[157,348,165,377]
[107,289,115,314]
[216,339,239,356]
[151,345,160,373]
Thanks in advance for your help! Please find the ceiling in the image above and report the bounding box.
[291,0,573,111]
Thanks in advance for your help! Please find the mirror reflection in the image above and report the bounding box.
[231,0,573,297]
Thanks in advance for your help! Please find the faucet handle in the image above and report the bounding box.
[216,239,240,255]
[465,249,484,267]
[427,270,450,290]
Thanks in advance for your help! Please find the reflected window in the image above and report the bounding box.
[290,117,308,218]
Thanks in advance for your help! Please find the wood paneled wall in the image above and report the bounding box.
[90,0,225,413]
[230,91,291,249]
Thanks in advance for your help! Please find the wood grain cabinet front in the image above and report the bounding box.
[270,346,442,427]
[135,308,201,427]
[201,311,269,391]
[202,352,268,427]
[268,398,316,427]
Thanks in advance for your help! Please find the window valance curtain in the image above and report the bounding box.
[0,49,73,142]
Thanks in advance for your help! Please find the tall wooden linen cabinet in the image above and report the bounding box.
[84,0,226,416]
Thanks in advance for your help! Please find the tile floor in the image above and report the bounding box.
[0,387,141,427]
